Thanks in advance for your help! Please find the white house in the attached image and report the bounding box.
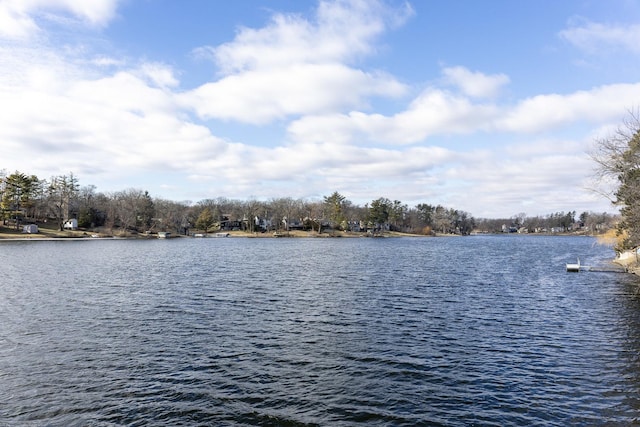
[22,224,38,234]
[63,219,78,230]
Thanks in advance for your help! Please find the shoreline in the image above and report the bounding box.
[0,229,611,241]
[613,248,640,275]
[0,226,421,240]
[0,232,428,241]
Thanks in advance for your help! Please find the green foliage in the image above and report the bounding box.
[415,203,435,226]
[1,171,39,226]
[323,191,347,229]
[368,197,391,226]
[195,207,215,232]
[387,200,408,230]
[78,207,103,228]
[616,165,640,249]
[138,191,155,229]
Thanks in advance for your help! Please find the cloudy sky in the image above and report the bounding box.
[1,0,639,218]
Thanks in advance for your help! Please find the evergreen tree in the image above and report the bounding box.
[195,207,215,233]
[1,171,39,228]
[323,191,347,230]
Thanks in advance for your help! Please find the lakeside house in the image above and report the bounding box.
[63,219,78,230]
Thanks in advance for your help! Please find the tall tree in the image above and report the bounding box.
[76,185,105,228]
[324,191,347,230]
[195,207,215,233]
[453,210,475,235]
[389,200,408,230]
[138,191,156,231]
[591,109,640,249]
[415,203,435,228]
[154,198,190,234]
[47,173,79,231]
[242,198,263,232]
[303,200,324,233]
[268,197,301,232]
[109,188,156,233]
[2,172,39,228]
[368,197,391,231]
[433,205,452,234]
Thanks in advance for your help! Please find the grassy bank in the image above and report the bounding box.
[0,223,430,240]
[0,222,125,239]
[0,223,90,239]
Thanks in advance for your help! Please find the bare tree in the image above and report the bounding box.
[591,109,640,249]
[110,189,152,233]
[591,109,640,199]
[243,198,263,232]
[47,173,79,231]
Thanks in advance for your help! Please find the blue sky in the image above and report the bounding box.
[2,0,640,217]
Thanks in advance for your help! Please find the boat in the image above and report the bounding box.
[566,258,580,272]
[158,232,171,239]
[215,232,229,237]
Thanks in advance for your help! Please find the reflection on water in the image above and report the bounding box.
[1,235,639,425]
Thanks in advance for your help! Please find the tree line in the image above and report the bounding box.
[0,172,477,235]
[0,169,618,237]
[474,211,616,234]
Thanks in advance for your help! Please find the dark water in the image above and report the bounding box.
[1,235,640,426]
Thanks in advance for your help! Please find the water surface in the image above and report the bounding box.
[1,235,639,426]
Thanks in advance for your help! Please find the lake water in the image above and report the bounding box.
[1,235,639,426]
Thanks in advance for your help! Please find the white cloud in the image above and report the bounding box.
[182,64,406,124]
[442,66,510,98]
[90,55,125,68]
[559,19,640,54]
[0,4,39,39]
[439,140,602,218]
[290,77,640,147]
[495,83,640,133]
[210,0,413,74]
[183,0,410,124]
[288,89,498,145]
[0,49,224,181]
[0,0,119,39]
[138,63,180,88]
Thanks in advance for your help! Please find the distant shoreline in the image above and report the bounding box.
[1,223,612,241]
[0,226,430,240]
[0,229,605,241]
[0,232,428,241]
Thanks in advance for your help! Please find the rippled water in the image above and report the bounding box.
[1,235,640,426]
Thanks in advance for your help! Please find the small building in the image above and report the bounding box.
[63,219,78,230]
[22,224,38,234]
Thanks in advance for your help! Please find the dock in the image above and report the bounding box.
[566,258,627,273]
[580,265,627,273]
